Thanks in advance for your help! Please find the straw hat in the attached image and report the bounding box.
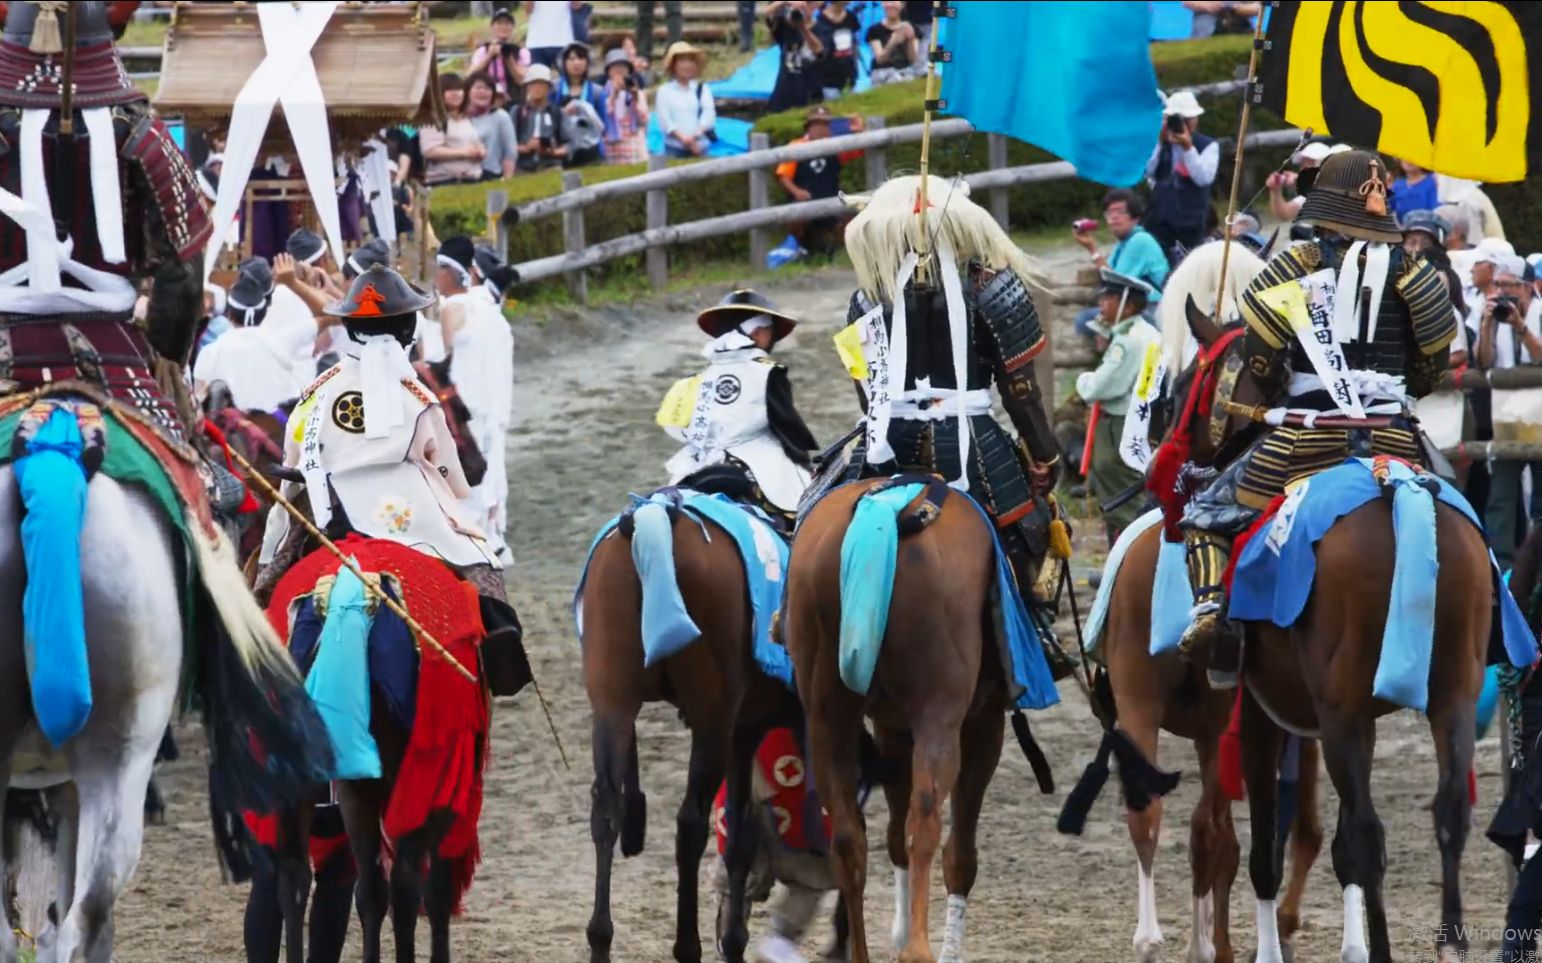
[523,64,554,87]
[1295,149,1402,244]
[663,41,707,75]
[1162,90,1204,119]
[803,105,834,129]
[697,289,798,343]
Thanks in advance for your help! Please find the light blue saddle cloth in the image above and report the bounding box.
[1230,458,1537,713]
[1083,507,1194,661]
[576,489,793,686]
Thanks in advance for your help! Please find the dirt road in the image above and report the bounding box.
[110,265,1513,962]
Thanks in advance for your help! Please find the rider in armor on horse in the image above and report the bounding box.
[836,174,1061,586]
[1178,149,1457,688]
[660,289,819,525]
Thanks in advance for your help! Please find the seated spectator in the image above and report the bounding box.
[1144,91,1219,264]
[1071,188,1168,337]
[764,0,821,111]
[902,0,933,53]
[466,72,518,179]
[813,0,860,102]
[774,105,862,258]
[420,72,488,185]
[655,42,716,159]
[467,6,529,104]
[601,47,650,164]
[514,65,569,172]
[1391,158,1439,221]
[1183,0,1260,37]
[867,1,923,85]
[557,42,608,167]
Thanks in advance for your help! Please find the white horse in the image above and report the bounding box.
[0,455,326,963]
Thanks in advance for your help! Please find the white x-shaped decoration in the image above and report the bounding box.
[203,1,344,281]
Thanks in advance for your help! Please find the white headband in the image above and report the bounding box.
[298,246,325,265]
[437,253,471,285]
[736,314,773,334]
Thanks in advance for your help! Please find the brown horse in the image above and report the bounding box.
[1164,304,1498,963]
[783,477,1030,963]
[580,494,796,963]
[1099,524,1322,963]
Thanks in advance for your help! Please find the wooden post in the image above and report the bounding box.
[864,116,888,189]
[562,170,588,303]
[748,133,771,272]
[645,155,668,290]
[987,133,1009,230]
[485,188,509,253]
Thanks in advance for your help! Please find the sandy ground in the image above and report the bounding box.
[20,262,1516,962]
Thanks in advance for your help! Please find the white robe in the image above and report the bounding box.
[444,289,514,548]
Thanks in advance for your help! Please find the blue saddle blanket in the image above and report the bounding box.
[1084,507,1193,661]
[1230,458,1537,712]
[576,490,793,687]
[835,481,1059,712]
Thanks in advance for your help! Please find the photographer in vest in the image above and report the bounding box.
[1143,90,1218,264]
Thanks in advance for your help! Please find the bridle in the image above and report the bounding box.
[1145,326,1246,539]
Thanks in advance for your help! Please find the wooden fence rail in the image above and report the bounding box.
[506,125,1305,288]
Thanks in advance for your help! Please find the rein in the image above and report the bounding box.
[1147,327,1246,539]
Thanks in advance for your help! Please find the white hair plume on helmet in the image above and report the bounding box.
[843,174,1044,302]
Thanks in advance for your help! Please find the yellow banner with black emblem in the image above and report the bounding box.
[1259,0,1542,182]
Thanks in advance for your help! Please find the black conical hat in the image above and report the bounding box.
[325,265,436,320]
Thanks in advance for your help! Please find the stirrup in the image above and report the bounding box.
[1177,601,1222,660]
[1206,626,1241,690]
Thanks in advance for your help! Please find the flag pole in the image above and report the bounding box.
[1210,12,1270,320]
[916,1,945,265]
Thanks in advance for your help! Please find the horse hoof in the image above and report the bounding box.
[1135,935,1163,963]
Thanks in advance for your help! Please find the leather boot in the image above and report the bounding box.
[1177,529,1241,688]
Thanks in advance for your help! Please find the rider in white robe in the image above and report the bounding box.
[436,235,514,556]
[658,290,818,522]
[258,265,500,571]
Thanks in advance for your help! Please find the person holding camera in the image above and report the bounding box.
[1071,189,1167,339]
[655,42,715,159]
[1143,90,1219,264]
[468,7,529,104]
[1477,255,1542,567]
[764,0,822,112]
[513,65,569,172]
[600,47,649,164]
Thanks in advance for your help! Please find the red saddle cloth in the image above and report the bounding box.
[712,727,830,856]
[267,536,490,910]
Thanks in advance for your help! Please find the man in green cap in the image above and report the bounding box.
[1077,268,1160,546]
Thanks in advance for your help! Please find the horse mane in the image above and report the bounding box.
[844,174,1044,301]
[1156,239,1267,374]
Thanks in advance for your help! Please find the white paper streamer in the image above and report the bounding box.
[19,109,58,291]
[936,236,971,490]
[203,1,340,283]
[359,334,416,439]
[865,252,918,466]
[81,107,125,264]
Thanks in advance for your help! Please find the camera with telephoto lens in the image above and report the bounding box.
[1494,294,1520,321]
[1165,114,1187,135]
[778,4,806,24]
[501,41,518,56]
[625,73,640,91]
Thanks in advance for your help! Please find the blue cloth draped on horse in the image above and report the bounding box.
[575,488,794,686]
[836,481,1060,711]
[1230,458,1538,712]
[1083,507,1193,661]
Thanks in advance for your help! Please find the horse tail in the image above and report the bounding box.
[837,492,904,694]
[14,408,94,746]
[624,500,701,663]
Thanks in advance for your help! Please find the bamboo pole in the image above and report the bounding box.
[222,441,573,769]
[915,0,944,263]
[1209,15,1269,321]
